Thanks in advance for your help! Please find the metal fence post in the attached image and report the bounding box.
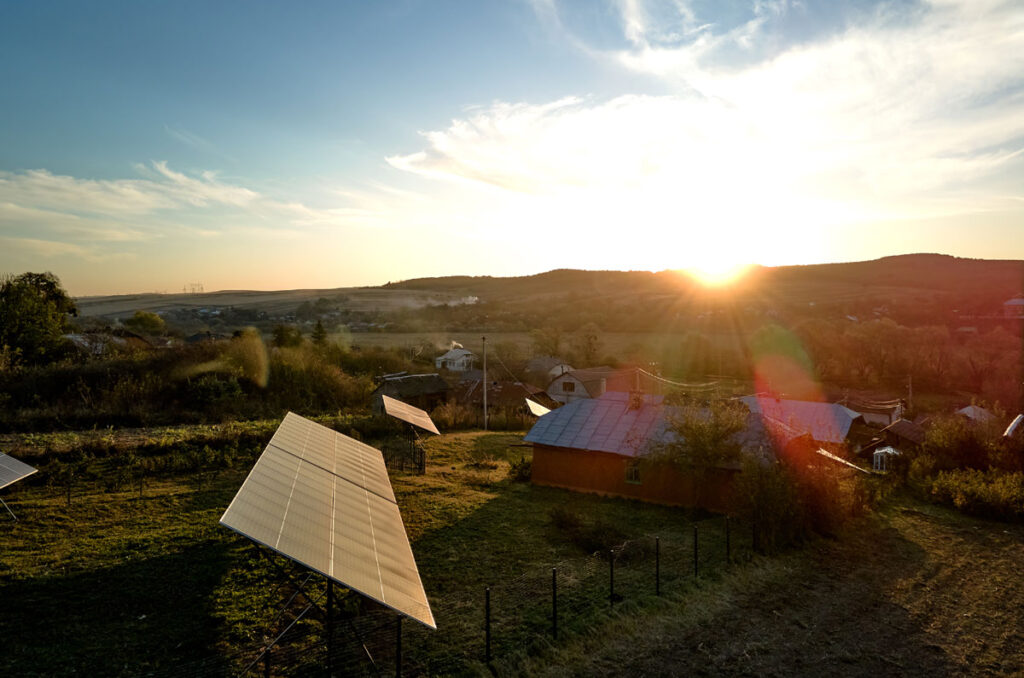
[263,648,271,678]
[485,586,491,663]
[726,516,731,564]
[551,568,558,640]
[655,536,660,596]
[327,580,334,676]
[609,551,615,609]
[693,525,698,580]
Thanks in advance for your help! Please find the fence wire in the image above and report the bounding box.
[153,515,759,676]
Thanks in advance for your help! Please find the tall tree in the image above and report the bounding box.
[0,271,77,365]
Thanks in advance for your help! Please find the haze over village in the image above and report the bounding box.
[2,1,1024,676]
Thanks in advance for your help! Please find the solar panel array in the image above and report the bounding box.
[0,452,37,490]
[220,412,435,629]
[525,398,551,417]
[381,395,440,435]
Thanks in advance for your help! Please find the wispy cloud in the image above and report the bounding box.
[386,0,1024,265]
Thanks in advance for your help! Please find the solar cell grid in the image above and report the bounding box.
[381,395,440,435]
[221,413,435,629]
[0,453,37,490]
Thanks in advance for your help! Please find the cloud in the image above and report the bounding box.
[388,0,1024,242]
[0,236,135,262]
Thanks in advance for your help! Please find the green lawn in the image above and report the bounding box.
[0,429,743,677]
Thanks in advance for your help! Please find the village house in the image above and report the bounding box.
[739,395,871,454]
[546,366,663,405]
[370,373,449,415]
[525,392,778,511]
[524,356,573,385]
[1003,297,1024,318]
[434,347,476,372]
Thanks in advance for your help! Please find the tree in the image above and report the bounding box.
[311,320,328,346]
[0,271,77,365]
[648,398,748,510]
[272,324,303,348]
[124,310,166,336]
[530,327,562,357]
[571,322,602,366]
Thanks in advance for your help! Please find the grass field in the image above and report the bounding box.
[2,425,1022,676]
[0,427,742,677]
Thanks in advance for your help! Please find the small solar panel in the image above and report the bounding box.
[525,399,551,417]
[0,453,37,490]
[221,413,435,629]
[381,395,440,435]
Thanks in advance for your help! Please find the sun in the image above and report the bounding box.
[682,258,751,287]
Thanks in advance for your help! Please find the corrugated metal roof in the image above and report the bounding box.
[740,396,860,444]
[525,392,771,463]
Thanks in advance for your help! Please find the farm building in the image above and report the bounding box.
[454,379,557,420]
[524,392,778,511]
[859,418,925,468]
[525,356,573,385]
[546,367,663,405]
[739,396,871,454]
[1003,297,1024,318]
[370,373,449,415]
[956,405,995,423]
[435,347,476,372]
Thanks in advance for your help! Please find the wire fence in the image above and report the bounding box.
[154,515,759,677]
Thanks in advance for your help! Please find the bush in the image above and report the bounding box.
[507,456,531,482]
[928,469,1024,521]
[547,507,627,554]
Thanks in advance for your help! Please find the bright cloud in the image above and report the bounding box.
[384,0,1024,268]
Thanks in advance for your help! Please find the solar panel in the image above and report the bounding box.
[221,413,435,629]
[525,399,551,417]
[381,395,440,435]
[0,453,37,490]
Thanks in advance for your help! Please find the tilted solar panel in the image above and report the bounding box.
[0,452,37,491]
[220,413,435,629]
[525,399,551,417]
[381,395,440,435]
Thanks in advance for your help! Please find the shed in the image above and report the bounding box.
[371,373,449,415]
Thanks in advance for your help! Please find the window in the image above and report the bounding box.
[625,462,641,484]
[562,381,575,393]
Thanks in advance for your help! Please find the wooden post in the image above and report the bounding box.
[726,517,731,564]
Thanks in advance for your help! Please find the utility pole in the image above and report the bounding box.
[908,375,913,414]
[482,335,488,431]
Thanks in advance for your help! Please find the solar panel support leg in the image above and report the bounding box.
[0,496,16,521]
[395,615,402,678]
[484,586,491,664]
[327,580,334,676]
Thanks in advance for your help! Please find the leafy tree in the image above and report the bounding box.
[0,271,77,365]
[124,310,166,336]
[271,324,303,348]
[648,398,748,510]
[571,322,602,366]
[311,320,328,346]
[530,326,562,357]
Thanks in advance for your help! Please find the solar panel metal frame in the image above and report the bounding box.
[525,398,551,417]
[0,452,37,490]
[381,395,440,435]
[220,412,435,629]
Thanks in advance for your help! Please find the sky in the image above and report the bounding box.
[1,0,1022,296]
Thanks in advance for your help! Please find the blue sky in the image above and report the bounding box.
[1,0,1022,295]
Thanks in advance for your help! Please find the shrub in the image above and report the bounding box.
[928,469,1024,521]
[507,456,531,481]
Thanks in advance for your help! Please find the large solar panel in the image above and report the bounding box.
[0,452,37,490]
[220,412,435,629]
[381,395,440,435]
[525,398,551,417]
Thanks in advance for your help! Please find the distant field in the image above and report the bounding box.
[76,287,466,319]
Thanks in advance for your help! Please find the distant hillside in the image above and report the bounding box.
[75,254,1024,323]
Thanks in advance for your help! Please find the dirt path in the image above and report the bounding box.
[526,500,1024,677]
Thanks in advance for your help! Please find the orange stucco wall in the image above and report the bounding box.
[530,444,736,512]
